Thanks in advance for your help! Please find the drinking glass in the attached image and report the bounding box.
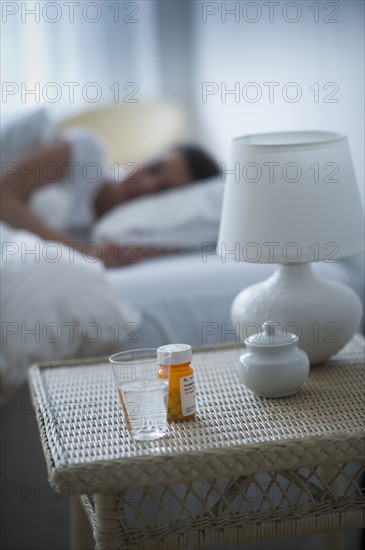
[110,348,171,440]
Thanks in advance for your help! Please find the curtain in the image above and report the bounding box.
[1,1,165,119]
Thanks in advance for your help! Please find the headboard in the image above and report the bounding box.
[57,102,189,165]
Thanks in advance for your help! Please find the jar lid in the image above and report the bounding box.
[158,344,192,365]
[244,321,299,347]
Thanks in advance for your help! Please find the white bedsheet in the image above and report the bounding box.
[0,221,140,399]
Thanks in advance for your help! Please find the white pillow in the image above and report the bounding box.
[1,108,58,163]
[0,222,141,399]
[29,128,107,233]
[91,177,224,249]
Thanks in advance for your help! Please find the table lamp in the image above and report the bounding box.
[218,131,364,364]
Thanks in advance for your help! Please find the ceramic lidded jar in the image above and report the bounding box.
[237,321,310,398]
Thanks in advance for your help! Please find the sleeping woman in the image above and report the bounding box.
[1,131,220,267]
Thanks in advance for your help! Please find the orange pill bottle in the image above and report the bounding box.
[158,344,196,421]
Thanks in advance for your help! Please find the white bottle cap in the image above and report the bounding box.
[157,344,192,365]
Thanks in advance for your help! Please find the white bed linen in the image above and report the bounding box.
[29,128,106,237]
[0,221,140,399]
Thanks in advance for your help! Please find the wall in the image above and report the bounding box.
[190,0,364,200]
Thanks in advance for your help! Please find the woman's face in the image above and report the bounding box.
[117,151,192,201]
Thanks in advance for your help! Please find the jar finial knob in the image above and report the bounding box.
[262,320,277,342]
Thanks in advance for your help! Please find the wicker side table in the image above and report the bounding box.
[28,335,365,550]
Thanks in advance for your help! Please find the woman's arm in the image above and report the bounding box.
[2,140,71,200]
[1,189,86,251]
[0,140,85,247]
[1,140,115,262]
[0,142,144,267]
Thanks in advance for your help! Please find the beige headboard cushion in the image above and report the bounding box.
[58,102,189,165]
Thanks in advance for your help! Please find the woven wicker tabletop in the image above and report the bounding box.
[28,335,365,496]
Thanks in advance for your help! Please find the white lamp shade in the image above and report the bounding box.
[218,131,364,263]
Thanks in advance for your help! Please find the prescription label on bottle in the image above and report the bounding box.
[180,374,196,416]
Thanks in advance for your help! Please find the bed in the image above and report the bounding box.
[1,105,364,550]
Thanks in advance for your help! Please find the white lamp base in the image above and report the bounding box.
[231,264,362,365]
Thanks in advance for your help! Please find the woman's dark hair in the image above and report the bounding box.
[175,145,220,182]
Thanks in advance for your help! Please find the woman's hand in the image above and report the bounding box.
[85,241,186,268]
[97,241,143,268]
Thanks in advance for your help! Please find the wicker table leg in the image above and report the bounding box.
[70,496,95,550]
[320,464,345,550]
